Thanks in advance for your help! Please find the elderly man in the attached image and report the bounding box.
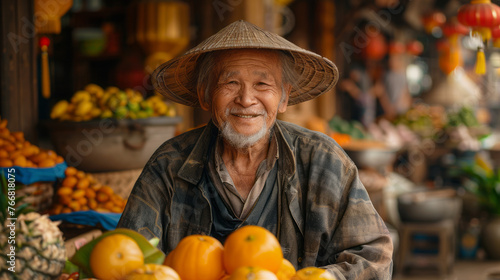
[118,20,393,279]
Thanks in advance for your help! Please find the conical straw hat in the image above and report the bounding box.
[152,20,339,107]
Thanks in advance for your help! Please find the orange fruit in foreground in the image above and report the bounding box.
[90,234,144,280]
[291,267,336,280]
[228,266,278,280]
[165,235,224,280]
[223,225,283,274]
[124,264,180,280]
[276,258,296,280]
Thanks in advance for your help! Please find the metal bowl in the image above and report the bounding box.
[397,188,462,223]
[343,144,399,170]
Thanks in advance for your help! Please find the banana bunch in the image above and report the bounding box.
[50,84,177,121]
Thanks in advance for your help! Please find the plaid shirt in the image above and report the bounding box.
[118,120,393,280]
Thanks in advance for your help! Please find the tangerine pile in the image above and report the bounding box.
[0,116,64,168]
[164,225,336,280]
[49,166,127,214]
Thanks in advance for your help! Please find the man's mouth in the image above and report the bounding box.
[234,114,259,118]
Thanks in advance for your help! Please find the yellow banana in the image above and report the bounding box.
[50,100,69,119]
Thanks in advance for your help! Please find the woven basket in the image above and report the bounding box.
[90,169,143,199]
[18,182,54,213]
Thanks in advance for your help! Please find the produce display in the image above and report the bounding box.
[394,103,447,139]
[63,225,336,280]
[0,116,64,168]
[49,166,127,214]
[1,175,66,280]
[50,84,176,121]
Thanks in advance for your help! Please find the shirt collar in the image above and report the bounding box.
[178,120,295,185]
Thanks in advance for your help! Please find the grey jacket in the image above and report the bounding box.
[118,120,393,280]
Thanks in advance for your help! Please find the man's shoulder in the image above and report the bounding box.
[276,120,355,169]
[151,124,207,160]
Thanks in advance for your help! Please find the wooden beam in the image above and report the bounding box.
[1,0,38,142]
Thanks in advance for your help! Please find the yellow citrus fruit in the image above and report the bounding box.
[124,264,181,280]
[228,266,278,280]
[223,225,283,274]
[276,259,296,280]
[291,267,336,280]
[90,234,144,280]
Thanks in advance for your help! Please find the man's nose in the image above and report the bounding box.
[235,84,257,106]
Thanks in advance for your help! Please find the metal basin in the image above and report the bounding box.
[343,141,399,170]
[397,188,462,223]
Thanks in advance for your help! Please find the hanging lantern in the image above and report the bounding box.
[492,26,500,48]
[442,18,469,47]
[421,11,446,34]
[39,37,51,99]
[439,48,462,75]
[406,40,424,56]
[362,33,388,60]
[457,0,500,74]
[389,41,406,55]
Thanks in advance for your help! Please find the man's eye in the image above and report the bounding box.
[257,82,269,86]
[227,81,238,84]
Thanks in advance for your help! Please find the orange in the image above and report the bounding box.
[38,158,56,168]
[99,185,115,196]
[30,152,48,163]
[96,192,110,203]
[223,225,283,274]
[12,155,27,167]
[0,149,8,158]
[65,166,78,176]
[124,263,180,280]
[88,198,98,210]
[0,158,13,167]
[76,170,86,179]
[291,267,336,280]
[276,259,296,280]
[90,234,144,280]
[85,188,96,199]
[57,186,73,196]
[72,189,86,199]
[165,235,224,280]
[228,267,278,280]
[76,178,90,189]
[62,176,78,188]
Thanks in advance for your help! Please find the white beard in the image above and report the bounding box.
[220,117,269,149]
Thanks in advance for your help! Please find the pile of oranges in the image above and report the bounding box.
[49,166,127,215]
[0,117,64,168]
[83,226,336,280]
[163,225,336,280]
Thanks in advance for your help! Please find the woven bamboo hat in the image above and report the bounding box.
[152,20,339,107]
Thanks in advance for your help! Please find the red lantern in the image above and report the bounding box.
[442,18,470,38]
[457,0,500,41]
[422,11,446,34]
[457,0,500,74]
[436,39,450,52]
[492,26,500,48]
[362,33,388,60]
[406,40,423,56]
[389,41,406,55]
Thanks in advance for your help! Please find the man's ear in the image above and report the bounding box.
[278,85,291,113]
[197,88,210,111]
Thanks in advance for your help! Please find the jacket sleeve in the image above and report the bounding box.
[116,159,171,250]
[321,165,393,280]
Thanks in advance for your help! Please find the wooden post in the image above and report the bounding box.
[0,0,38,142]
[315,0,336,121]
